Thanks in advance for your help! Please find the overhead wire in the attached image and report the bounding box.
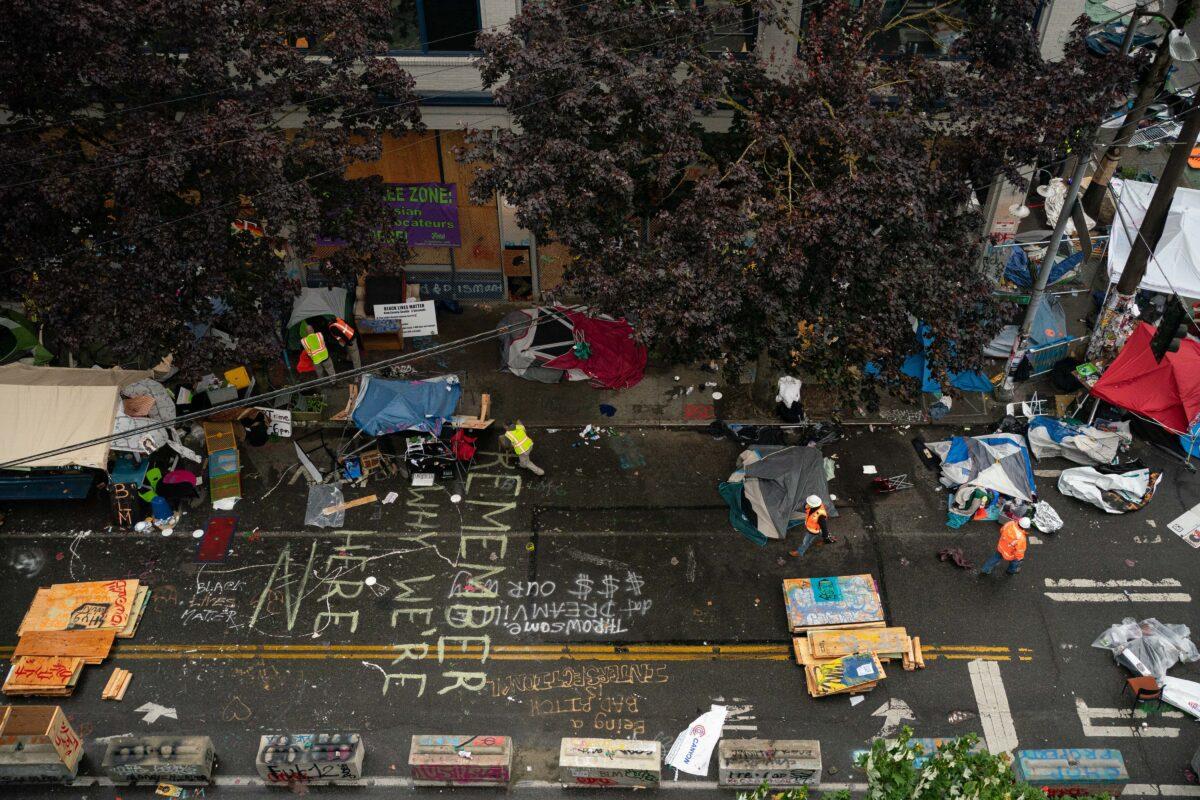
[0,2,725,178]
[3,16,762,270]
[0,0,611,140]
[0,303,584,469]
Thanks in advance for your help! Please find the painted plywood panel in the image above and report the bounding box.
[18,581,141,635]
[782,575,883,632]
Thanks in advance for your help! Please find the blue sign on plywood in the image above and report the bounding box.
[407,271,504,300]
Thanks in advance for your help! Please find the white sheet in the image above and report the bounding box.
[0,384,120,469]
[1107,178,1200,298]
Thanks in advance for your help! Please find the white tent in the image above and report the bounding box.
[1107,178,1200,298]
[0,365,150,470]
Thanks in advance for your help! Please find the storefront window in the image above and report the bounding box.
[699,0,758,54]
[390,0,482,53]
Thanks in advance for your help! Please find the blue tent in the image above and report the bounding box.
[351,376,461,436]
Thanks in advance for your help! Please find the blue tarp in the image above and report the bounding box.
[1005,249,1083,289]
[1183,419,1200,458]
[351,376,461,436]
[1028,416,1075,444]
[866,323,993,395]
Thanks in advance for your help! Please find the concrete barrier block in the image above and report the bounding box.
[0,705,82,785]
[255,733,364,785]
[1013,748,1128,797]
[718,739,821,788]
[409,735,512,786]
[101,735,216,785]
[559,737,661,788]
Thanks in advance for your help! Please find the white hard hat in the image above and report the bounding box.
[1018,517,1031,529]
[807,495,823,507]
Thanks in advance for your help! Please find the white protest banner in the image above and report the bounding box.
[373,300,438,337]
[666,705,726,776]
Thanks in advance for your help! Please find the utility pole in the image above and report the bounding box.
[1088,91,1200,362]
[1000,153,1091,396]
[1082,0,1200,220]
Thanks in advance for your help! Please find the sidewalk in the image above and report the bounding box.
[308,302,1012,429]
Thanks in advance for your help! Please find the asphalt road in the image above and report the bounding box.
[2,426,1199,798]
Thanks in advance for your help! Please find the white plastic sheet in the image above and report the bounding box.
[666,705,726,776]
[1092,618,1200,681]
[305,484,345,528]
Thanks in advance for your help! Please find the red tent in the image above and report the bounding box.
[543,310,648,390]
[1091,322,1200,435]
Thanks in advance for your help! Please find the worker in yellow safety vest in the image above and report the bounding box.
[503,420,544,476]
[301,322,336,380]
[789,495,837,557]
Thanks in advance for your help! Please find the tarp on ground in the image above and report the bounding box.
[927,432,1036,502]
[1026,416,1128,465]
[1107,178,1200,297]
[1058,465,1162,514]
[1090,322,1200,436]
[720,446,837,546]
[350,375,461,437]
[498,306,647,389]
[895,323,993,395]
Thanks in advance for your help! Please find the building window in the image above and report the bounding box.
[699,0,758,54]
[391,0,482,53]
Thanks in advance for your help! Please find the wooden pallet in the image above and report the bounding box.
[809,627,909,660]
[902,637,927,671]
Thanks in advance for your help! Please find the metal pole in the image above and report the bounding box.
[1001,153,1091,391]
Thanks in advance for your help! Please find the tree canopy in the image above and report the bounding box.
[0,0,420,376]
[470,0,1129,405]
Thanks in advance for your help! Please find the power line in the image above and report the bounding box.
[2,18,762,270]
[0,0,610,140]
[0,3,733,179]
[0,304,583,469]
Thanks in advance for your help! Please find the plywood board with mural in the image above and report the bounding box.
[782,575,884,634]
[17,580,142,636]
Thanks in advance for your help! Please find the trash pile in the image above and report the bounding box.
[784,574,926,698]
[3,580,150,697]
[571,424,616,447]
[1093,618,1200,718]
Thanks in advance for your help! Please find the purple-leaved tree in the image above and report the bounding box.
[0,0,421,376]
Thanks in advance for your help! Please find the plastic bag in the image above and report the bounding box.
[1092,617,1200,680]
[305,483,345,528]
[1032,500,1063,533]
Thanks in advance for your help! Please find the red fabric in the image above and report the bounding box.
[197,517,236,562]
[296,350,315,373]
[543,309,648,390]
[449,429,477,461]
[1091,323,1200,434]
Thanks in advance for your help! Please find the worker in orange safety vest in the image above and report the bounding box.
[980,516,1030,576]
[790,495,838,557]
[327,317,362,370]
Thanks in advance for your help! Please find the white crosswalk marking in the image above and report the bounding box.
[1044,578,1191,603]
[1074,698,1182,738]
[968,659,1018,755]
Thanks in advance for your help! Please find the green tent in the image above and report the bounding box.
[0,310,52,365]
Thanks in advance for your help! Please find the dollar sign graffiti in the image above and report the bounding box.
[598,574,619,598]
[568,574,593,600]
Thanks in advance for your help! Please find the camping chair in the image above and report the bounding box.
[1123,676,1164,713]
[872,474,913,493]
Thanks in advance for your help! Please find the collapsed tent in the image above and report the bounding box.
[1057,465,1161,514]
[498,306,647,389]
[0,364,151,470]
[1107,178,1200,297]
[1026,416,1128,465]
[1090,323,1200,442]
[719,446,837,546]
[351,375,461,436]
[983,295,1069,358]
[927,433,1036,502]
